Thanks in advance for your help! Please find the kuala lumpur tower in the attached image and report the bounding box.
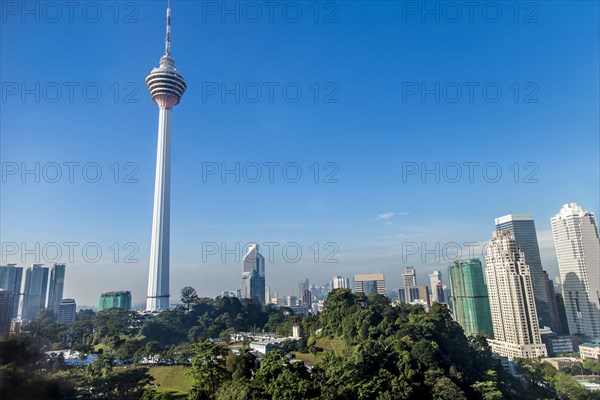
[145,0,186,311]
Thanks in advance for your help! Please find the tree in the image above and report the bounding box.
[94,308,132,340]
[226,348,255,381]
[188,340,229,399]
[554,371,590,400]
[181,286,198,312]
[0,336,76,399]
[583,358,600,375]
[215,380,253,400]
[86,367,154,399]
[116,339,143,363]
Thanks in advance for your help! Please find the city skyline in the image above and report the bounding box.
[0,202,595,307]
[1,2,599,307]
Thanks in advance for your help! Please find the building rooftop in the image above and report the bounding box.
[580,343,600,348]
[495,214,534,225]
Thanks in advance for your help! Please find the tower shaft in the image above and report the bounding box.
[147,106,172,311]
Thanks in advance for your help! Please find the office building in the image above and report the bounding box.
[354,273,386,296]
[58,298,76,325]
[429,271,441,303]
[145,1,187,311]
[0,289,16,337]
[579,343,600,360]
[241,244,266,304]
[297,279,309,297]
[98,291,132,311]
[332,275,350,290]
[300,289,312,307]
[447,259,494,337]
[540,330,574,357]
[551,203,600,342]
[47,263,66,317]
[545,279,567,334]
[435,282,445,303]
[495,214,559,331]
[0,264,23,319]
[398,285,430,306]
[485,230,547,359]
[286,296,298,307]
[402,267,417,287]
[555,291,570,335]
[429,271,441,302]
[21,264,49,322]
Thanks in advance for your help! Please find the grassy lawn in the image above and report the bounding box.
[149,365,193,395]
[292,337,346,366]
[292,351,322,366]
[316,337,346,355]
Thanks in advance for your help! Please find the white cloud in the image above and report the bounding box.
[376,211,410,221]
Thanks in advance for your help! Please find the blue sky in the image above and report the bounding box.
[1,1,598,307]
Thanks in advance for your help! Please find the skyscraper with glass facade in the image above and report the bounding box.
[0,264,23,319]
[21,264,49,322]
[242,244,266,304]
[47,263,66,317]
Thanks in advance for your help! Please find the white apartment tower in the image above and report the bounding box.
[551,203,600,342]
[485,230,547,359]
[402,267,417,287]
[332,275,350,290]
[429,270,441,303]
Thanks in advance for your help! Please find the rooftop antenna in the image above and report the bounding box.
[164,0,171,57]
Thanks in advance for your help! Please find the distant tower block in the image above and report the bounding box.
[145,0,186,311]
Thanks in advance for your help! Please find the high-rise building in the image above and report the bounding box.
[332,275,350,290]
[0,289,16,337]
[495,214,559,331]
[485,230,547,359]
[47,263,66,317]
[555,291,570,336]
[21,264,49,322]
[0,264,23,319]
[58,298,76,325]
[398,285,430,305]
[300,289,312,307]
[355,273,386,295]
[545,278,567,334]
[551,203,600,342]
[402,267,417,287]
[145,1,187,311]
[447,259,493,337]
[297,278,309,297]
[98,291,132,311]
[435,282,445,303]
[429,271,441,303]
[241,244,266,304]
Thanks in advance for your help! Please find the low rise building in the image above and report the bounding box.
[580,343,600,360]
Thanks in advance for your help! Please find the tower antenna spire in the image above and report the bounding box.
[164,0,171,56]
